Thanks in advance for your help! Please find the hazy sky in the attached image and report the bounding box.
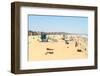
[28,15,88,34]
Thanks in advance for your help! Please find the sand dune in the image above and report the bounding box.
[28,35,88,61]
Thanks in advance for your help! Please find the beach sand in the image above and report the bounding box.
[28,35,88,61]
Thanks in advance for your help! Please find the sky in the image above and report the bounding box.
[28,15,88,34]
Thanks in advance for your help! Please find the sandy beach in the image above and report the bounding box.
[28,34,88,61]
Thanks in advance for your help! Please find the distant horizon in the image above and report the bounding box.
[28,30,88,35]
[28,15,88,34]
